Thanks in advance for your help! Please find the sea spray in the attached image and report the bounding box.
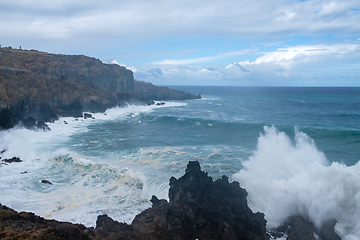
[233,125,360,240]
[0,103,178,226]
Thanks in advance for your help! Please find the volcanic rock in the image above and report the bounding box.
[0,161,268,240]
[41,180,53,185]
[130,161,268,240]
[22,116,50,131]
[1,157,22,167]
[0,204,92,240]
[2,157,22,163]
[83,113,93,119]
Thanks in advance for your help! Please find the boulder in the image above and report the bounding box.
[2,157,22,163]
[83,113,93,119]
[41,180,53,185]
[36,121,51,131]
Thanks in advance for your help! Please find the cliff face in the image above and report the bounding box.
[0,47,200,129]
[0,48,134,93]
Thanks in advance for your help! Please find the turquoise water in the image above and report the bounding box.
[0,87,359,239]
[71,86,360,165]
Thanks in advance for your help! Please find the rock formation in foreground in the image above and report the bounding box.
[0,161,268,240]
[117,161,268,239]
[0,47,200,129]
[0,161,341,240]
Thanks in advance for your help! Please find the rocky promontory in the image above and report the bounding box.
[0,161,341,240]
[0,161,267,240]
[0,47,200,129]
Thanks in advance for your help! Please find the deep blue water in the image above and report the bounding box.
[69,86,360,166]
[166,86,360,164]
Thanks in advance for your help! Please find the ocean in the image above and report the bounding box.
[1,86,359,239]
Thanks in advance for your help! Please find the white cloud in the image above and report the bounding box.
[151,56,221,65]
[222,43,360,85]
[227,43,360,69]
[1,0,359,86]
[112,60,138,73]
[1,0,359,41]
[146,68,163,77]
[151,49,254,65]
[136,42,360,86]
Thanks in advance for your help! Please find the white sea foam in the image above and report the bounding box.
[199,96,222,101]
[0,146,159,226]
[233,126,360,240]
[0,103,180,226]
[0,104,158,160]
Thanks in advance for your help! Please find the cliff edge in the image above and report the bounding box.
[0,47,200,129]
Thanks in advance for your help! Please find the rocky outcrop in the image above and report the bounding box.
[0,47,200,129]
[134,80,201,104]
[0,161,268,240]
[0,204,93,240]
[129,161,268,240]
[0,156,22,167]
[0,161,342,239]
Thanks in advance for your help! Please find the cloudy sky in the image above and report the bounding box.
[1,0,360,86]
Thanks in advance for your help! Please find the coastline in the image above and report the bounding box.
[0,48,354,239]
[0,161,341,240]
[0,47,200,130]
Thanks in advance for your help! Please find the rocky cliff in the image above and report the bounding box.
[0,47,200,129]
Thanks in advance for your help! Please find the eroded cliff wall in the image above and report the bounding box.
[0,47,199,129]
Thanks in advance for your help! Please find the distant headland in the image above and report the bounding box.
[0,47,200,130]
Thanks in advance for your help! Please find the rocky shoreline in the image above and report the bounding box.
[0,48,342,239]
[0,161,341,240]
[0,47,200,130]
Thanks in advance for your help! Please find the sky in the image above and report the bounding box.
[1,0,360,86]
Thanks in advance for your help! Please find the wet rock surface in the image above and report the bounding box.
[0,156,23,166]
[1,157,22,163]
[0,161,341,239]
[0,161,268,240]
[129,161,268,240]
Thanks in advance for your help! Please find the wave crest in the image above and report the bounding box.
[233,126,360,240]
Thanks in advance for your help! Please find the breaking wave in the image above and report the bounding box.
[233,126,360,240]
